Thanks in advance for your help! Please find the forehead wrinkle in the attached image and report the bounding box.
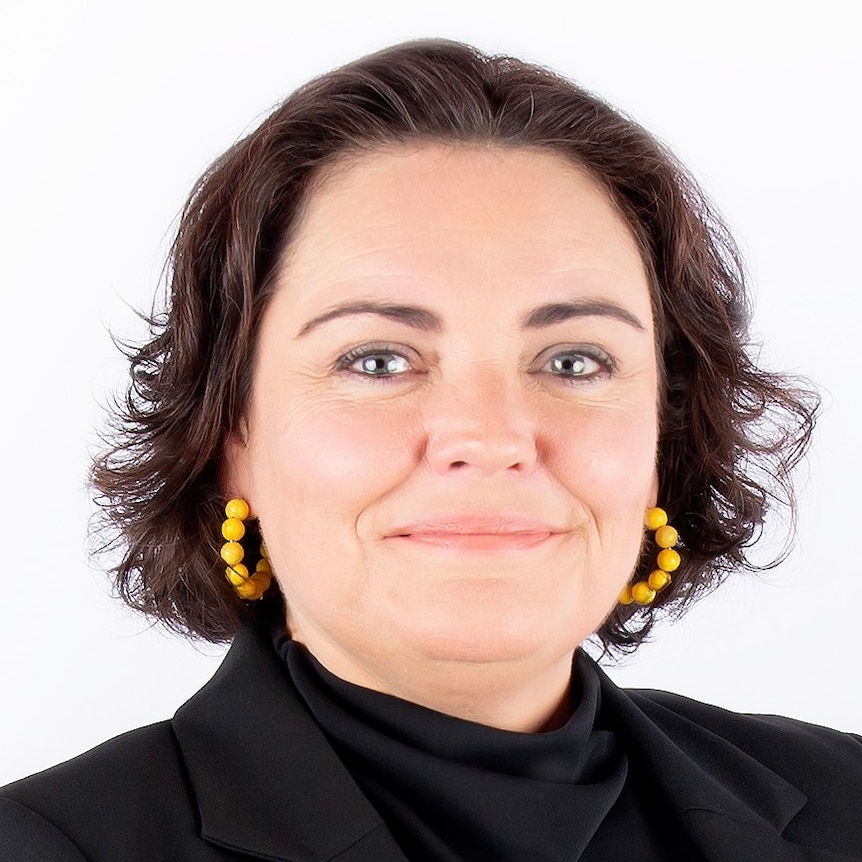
[273,143,654,350]
[284,147,647,284]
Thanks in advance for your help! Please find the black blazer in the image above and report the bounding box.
[2,625,861,861]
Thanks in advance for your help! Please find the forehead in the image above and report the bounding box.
[276,143,651,322]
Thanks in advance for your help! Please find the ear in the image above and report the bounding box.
[648,470,660,510]
[219,430,256,516]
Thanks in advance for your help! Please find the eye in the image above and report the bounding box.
[353,353,411,376]
[541,347,614,380]
[334,345,415,379]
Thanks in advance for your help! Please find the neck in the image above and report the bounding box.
[294,631,577,733]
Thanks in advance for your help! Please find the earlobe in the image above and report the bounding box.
[219,431,256,515]
[648,471,660,509]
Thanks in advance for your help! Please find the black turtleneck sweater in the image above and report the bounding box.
[276,634,691,861]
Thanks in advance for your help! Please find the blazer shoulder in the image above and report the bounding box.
[0,797,88,862]
[627,686,861,755]
[626,686,862,811]
[1,720,180,808]
[0,722,205,861]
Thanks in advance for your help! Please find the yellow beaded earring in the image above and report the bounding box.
[619,507,681,607]
[220,498,272,601]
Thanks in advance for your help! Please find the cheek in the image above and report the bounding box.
[249,397,423,619]
[542,401,658,505]
[258,398,420,514]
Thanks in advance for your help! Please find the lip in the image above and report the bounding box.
[385,514,567,552]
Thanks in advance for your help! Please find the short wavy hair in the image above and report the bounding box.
[92,39,818,653]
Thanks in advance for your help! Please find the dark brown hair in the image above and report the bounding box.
[92,39,818,653]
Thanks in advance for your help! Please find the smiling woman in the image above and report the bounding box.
[223,146,659,726]
[1,39,859,862]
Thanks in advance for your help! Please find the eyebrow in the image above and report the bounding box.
[296,297,645,337]
[521,299,645,331]
[296,301,442,337]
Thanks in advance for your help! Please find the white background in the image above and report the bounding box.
[1,0,859,786]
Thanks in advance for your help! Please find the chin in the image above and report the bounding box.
[392,598,582,666]
[408,633,552,666]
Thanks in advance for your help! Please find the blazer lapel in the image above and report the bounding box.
[596,665,861,862]
[172,626,409,862]
[173,631,858,862]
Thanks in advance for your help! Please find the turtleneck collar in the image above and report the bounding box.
[276,634,627,862]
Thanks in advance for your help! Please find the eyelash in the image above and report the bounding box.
[539,345,616,381]
[333,344,420,380]
[333,343,616,383]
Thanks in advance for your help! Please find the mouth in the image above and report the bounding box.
[390,532,556,551]
[386,515,567,552]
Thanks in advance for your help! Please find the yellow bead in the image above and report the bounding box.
[225,563,249,586]
[657,548,681,572]
[222,517,246,541]
[220,541,244,566]
[648,569,672,591]
[225,499,250,520]
[644,507,668,530]
[234,579,261,600]
[250,571,271,592]
[655,525,679,549]
[618,585,634,605]
[631,581,656,605]
[255,558,271,575]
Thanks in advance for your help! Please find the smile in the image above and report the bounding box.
[390,532,557,551]
[385,514,567,552]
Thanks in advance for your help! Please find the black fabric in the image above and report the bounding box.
[279,637,696,861]
[0,799,88,862]
[281,638,632,861]
[1,624,861,862]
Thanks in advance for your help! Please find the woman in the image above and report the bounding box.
[1,39,859,861]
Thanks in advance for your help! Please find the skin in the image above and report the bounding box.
[225,144,659,732]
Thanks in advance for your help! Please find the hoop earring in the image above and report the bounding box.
[220,498,272,601]
[619,507,680,606]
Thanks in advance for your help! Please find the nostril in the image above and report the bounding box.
[428,422,539,476]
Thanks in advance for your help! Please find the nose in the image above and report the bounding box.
[423,373,538,476]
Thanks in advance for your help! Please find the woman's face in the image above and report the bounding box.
[226,144,659,689]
